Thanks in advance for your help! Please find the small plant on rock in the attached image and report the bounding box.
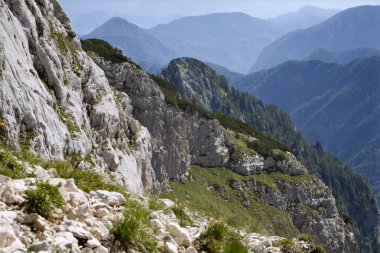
[111,199,157,252]
[148,196,166,211]
[223,239,248,253]
[0,151,24,179]
[171,204,193,227]
[196,221,248,253]
[25,182,64,219]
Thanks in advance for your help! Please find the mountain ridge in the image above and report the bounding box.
[251,5,380,72]
[82,17,176,65]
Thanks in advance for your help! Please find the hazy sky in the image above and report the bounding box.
[60,0,380,19]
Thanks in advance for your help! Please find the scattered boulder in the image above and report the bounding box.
[0,225,27,253]
[90,190,125,207]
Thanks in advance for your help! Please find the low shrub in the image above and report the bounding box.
[171,204,193,227]
[148,197,166,211]
[25,182,64,219]
[196,222,248,253]
[0,151,24,179]
[111,200,157,252]
[223,239,248,253]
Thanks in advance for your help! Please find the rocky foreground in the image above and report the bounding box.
[0,162,318,253]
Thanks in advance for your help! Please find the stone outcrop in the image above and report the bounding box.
[243,176,357,252]
[93,58,229,190]
[0,0,157,194]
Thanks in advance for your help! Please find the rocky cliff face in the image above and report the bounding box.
[93,58,229,191]
[0,0,230,195]
[243,177,356,252]
[0,0,158,194]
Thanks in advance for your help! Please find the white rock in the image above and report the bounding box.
[167,223,182,238]
[68,226,93,240]
[85,238,101,249]
[95,207,110,218]
[81,248,94,253]
[34,217,47,231]
[34,166,51,182]
[16,214,39,225]
[158,199,176,209]
[0,174,10,183]
[91,202,111,210]
[90,191,125,207]
[93,246,109,253]
[54,232,79,252]
[0,211,18,224]
[28,241,50,252]
[165,242,178,253]
[89,222,109,240]
[262,239,272,247]
[150,219,165,231]
[185,246,197,253]
[0,225,27,253]
[66,179,79,192]
[177,231,192,248]
[250,244,263,253]
[0,182,24,204]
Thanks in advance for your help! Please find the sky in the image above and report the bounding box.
[60,0,380,19]
[59,0,380,34]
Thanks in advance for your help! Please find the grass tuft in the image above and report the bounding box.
[196,222,247,253]
[25,182,64,219]
[111,199,157,252]
[171,204,193,227]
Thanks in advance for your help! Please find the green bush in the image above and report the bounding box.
[0,151,24,179]
[223,239,248,253]
[25,182,64,219]
[148,197,166,211]
[171,205,193,227]
[111,200,157,252]
[204,222,229,242]
[196,222,247,253]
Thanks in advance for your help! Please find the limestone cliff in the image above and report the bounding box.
[92,58,229,191]
[0,0,231,195]
[0,0,158,194]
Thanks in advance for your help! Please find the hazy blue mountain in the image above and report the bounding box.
[82,17,176,65]
[269,6,339,31]
[305,47,380,64]
[236,57,380,206]
[149,12,284,73]
[251,5,380,72]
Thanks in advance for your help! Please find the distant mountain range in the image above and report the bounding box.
[304,47,380,64]
[82,17,176,66]
[251,5,380,72]
[269,6,339,31]
[234,56,380,204]
[82,6,338,73]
